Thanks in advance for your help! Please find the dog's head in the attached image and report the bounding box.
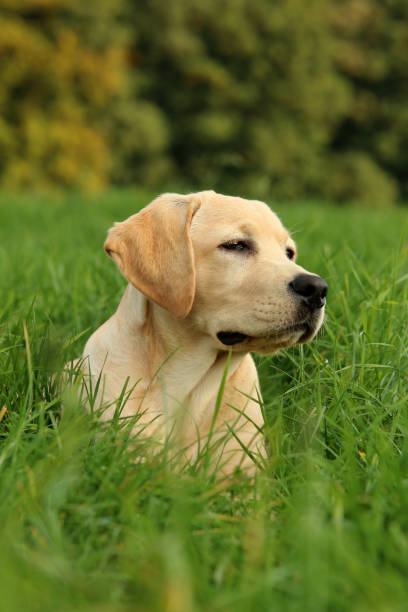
[104,191,327,354]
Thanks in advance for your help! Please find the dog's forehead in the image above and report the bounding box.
[192,194,289,241]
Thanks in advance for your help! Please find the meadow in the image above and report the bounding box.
[0,191,407,612]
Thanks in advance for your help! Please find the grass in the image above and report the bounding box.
[0,191,408,612]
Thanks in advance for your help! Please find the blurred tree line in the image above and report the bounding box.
[0,0,407,204]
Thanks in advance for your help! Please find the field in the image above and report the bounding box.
[0,192,407,612]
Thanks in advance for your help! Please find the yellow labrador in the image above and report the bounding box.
[79,191,327,474]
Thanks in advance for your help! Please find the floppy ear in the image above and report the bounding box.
[104,193,202,317]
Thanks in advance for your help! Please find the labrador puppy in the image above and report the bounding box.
[79,191,327,474]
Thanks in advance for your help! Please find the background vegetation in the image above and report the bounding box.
[0,193,407,611]
[1,0,407,205]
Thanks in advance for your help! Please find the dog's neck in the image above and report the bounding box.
[115,284,245,409]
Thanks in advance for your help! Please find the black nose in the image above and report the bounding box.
[289,274,328,309]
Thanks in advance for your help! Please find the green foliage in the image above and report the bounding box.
[1,192,408,610]
[323,151,398,207]
[331,0,408,201]
[0,0,407,203]
[124,0,350,199]
[0,0,130,191]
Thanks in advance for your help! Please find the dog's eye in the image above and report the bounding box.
[286,247,296,260]
[219,240,251,252]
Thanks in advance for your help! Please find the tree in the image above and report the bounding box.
[123,0,350,199]
[328,0,408,203]
[0,0,130,190]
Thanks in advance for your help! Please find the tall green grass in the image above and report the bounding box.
[0,192,407,611]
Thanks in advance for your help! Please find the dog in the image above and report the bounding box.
[78,191,327,475]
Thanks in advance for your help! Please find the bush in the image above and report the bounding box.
[123,0,350,200]
[0,0,131,191]
[0,0,407,204]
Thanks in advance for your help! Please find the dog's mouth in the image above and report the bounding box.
[298,324,314,343]
[217,322,316,347]
[216,331,249,346]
